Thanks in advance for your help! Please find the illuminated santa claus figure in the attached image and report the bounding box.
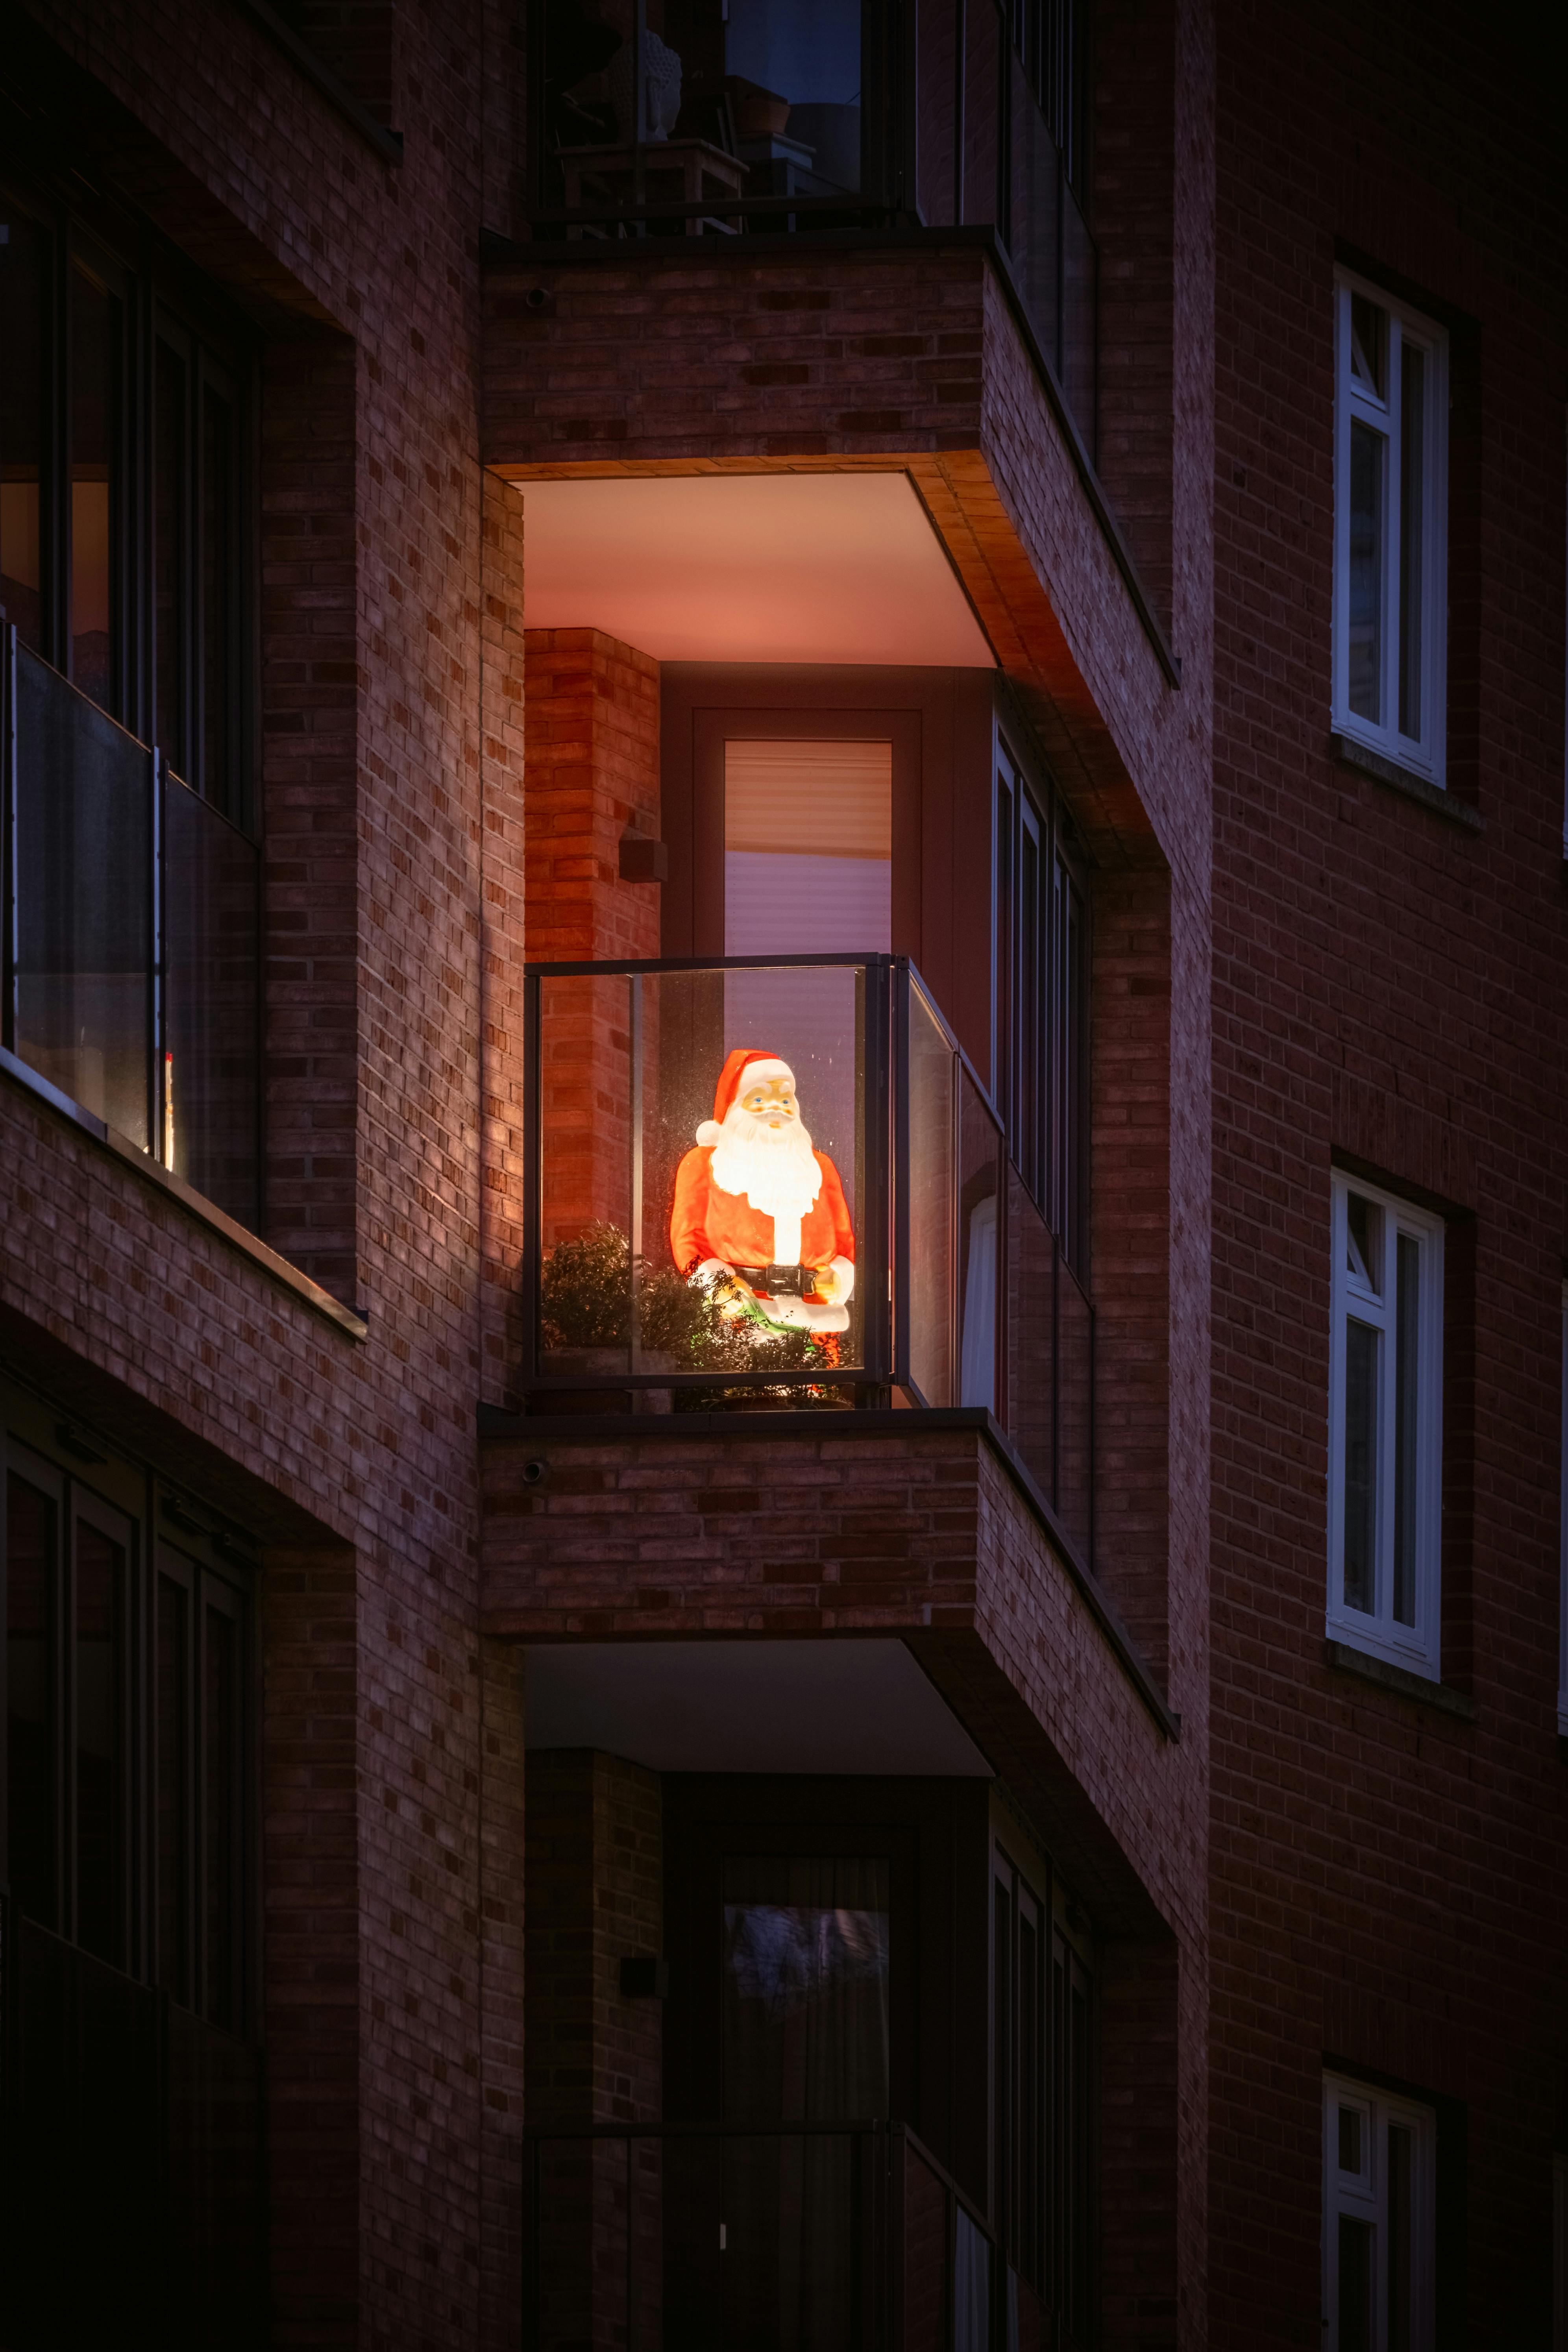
[670,1047,855,1337]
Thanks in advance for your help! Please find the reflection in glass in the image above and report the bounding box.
[726,0,863,196]
[1343,1319,1378,1614]
[75,1520,126,1965]
[1348,420,1383,724]
[70,263,120,715]
[163,769,261,1223]
[1346,1191,1379,1291]
[202,383,234,817]
[1350,292,1385,397]
[7,1474,57,1928]
[14,644,152,1143]
[1337,2103,1363,2175]
[721,1855,889,2352]
[1398,343,1424,742]
[0,209,48,652]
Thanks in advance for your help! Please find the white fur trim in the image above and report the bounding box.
[736,1056,792,1088]
[695,1120,723,1147]
[829,1255,856,1302]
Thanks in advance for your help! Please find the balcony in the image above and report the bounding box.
[526,0,1096,450]
[522,954,1092,1563]
[523,2117,1064,2352]
[1,629,261,1230]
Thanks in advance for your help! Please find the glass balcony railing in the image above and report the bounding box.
[523,2118,1016,2352]
[529,0,1097,449]
[2,631,261,1230]
[523,955,1093,1562]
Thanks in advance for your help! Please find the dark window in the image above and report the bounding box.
[1,1424,252,2025]
[0,203,50,654]
[995,740,1088,1266]
[993,1842,1094,2337]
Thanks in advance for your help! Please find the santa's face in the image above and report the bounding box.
[738,1073,799,1130]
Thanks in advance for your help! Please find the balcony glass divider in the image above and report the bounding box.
[523,952,1094,1564]
[1,626,261,1231]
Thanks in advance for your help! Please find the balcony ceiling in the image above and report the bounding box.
[524,1636,994,1775]
[517,472,997,668]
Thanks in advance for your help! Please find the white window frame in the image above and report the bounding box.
[1332,269,1449,784]
[1323,2074,1437,2352]
[1559,1284,1568,1737]
[1328,1171,1444,1678]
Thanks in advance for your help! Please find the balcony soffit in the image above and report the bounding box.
[523,1636,995,1777]
[517,472,996,669]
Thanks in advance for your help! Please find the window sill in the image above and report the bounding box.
[0,1044,368,1342]
[232,0,404,165]
[1324,1638,1475,1720]
[1330,732,1481,832]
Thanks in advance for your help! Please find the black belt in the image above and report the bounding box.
[733,1263,815,1298]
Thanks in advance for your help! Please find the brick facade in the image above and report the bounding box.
[0,1,1560,2346]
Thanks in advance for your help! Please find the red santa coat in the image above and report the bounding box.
[670,1145,854,1280]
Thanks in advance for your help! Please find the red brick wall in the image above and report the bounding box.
[1209,0,1568,2341]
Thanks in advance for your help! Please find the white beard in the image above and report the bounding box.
[709,1106,822,1257]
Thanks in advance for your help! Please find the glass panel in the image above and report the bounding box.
[163,771,261,1222]
[157,1571,189,2000]
[1387,2123,1413,2352]
[70,263,120,716]
[14,645,152,1141]
[201,383,234,817]
[1008,76,1061,370]
[1393,1232,1420,1627]
[1055,858,1085,1266]
[726,0,864,198]
[908,980,956,1405]
[1006,1164,1056,1496]
[958,1062,1002,1411]
[7,1473,57,1927]
[724,739,891,957]
[204,1599,236,2028]
[0,207,48,655]
[993,1877,1012,2254]
[953,2206,990,2352]
[1016,1902,1041,2283]
[721,1855,888,2352]
[75,1518,127,1966]
[1348,420,1384,725]
[1350,292,1386,398]
[1060,174,1096,446]
[1337,2103,1363,2175]
[915,0,959,226]
[1346,1191,1380,1291]
[962,0,1002,226]
[540,964,869,1385]
[1343,1318,1379,1615]
[1398,342,1425,743]
[1337,2213,1374,2352]
[155,341,187,773]
[1055,1256,1093,1557]
[1015,810,1041,1196]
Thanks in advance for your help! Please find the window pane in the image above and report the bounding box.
[0,209,48,655]
[1350,292,1386,398]
[70,264,120,716]
[1017,1905,1041,2284]
[201,383,234,817]
[725,0,862,194]
[1393,1233,1420,1626]
[157,1572,189,2000]
[1346,1191,1380,1292]
[1338,2214,1374,2352]
[1017,814,1041,1194]
[723,740,891,957]
[1387,2123,1414,2352]
[1337,2103,1363,2175]
[155,342,187,773]
[1344,1319,1379,1614]
[721,1855,890,2119]
[1398,343,1425,741]
[1348,421,1383,725]
[7,1473,57,1927]
[204,1599,237,2027]
[75,1520,127,1965]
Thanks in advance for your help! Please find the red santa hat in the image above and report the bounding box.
[695,1048,794,1148]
